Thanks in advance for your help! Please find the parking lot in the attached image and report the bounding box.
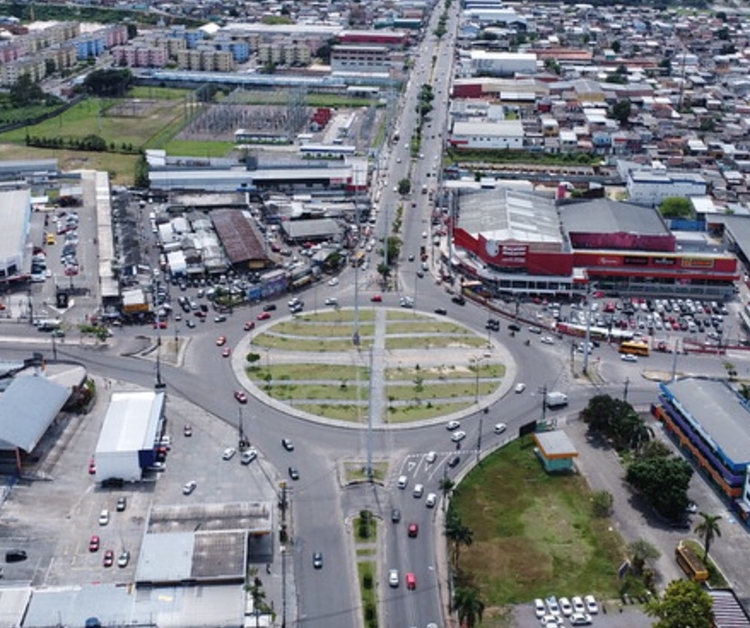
[0,379,278,587]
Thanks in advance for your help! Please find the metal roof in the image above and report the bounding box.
[663,378,750,465]
[212,209,268,265]
[534,430,578,457]
[457,188,562,245]
[0,188,30,267]
[0,375,70,452]
[561,198,671,236]
[95,391,165,454]
[281,218,342,240]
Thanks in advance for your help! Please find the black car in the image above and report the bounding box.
[451,295,466,306]
[282,438,294,451]
[508,323,521,332]
[263,303,277,312]
[434,308,447,315]
[288,467,300,481]
[391,508,401,523]
[5,550,27,563]
[116,497,127,512]
[312,552,323,569]
[447,456,461,469]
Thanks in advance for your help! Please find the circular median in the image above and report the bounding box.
[238,308,512,425]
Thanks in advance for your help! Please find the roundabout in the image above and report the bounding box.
[230,307,518,425]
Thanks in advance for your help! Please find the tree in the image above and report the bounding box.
[659,197,693,219]
[645,579,713,628]
[439,477,455,511]
[377,262,391,283]
[9,73,46,107]
[134,153,150,188]
[694,512,722,563]
[611,40,622,53]
[398,178,412,196]
[445,508,473,568]
[453,586,485,628]
[627,539,660,576]
[611,99,632,125]
[385,236,402,263]
[626,456,693,520]
[44,59,56,77]
[591,490,614,517]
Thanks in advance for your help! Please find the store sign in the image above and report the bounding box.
[652,257,676,266]
[499,244,528,264]
[624,256,648,266]
[596,256,621,266]
[682,258,715,269]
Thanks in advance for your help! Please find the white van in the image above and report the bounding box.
[397,475,408,489]
[413,484,424,498]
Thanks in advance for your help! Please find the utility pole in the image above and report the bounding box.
[154,282,164,390]
[623,377,629,403]
[365,346,374,481]
[353,166,361,348]
[476,412,483,464]
[583,282,593,376]
[279,481,288,628]
[541,384,547,426]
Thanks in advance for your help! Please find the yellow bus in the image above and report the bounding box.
[619,341,650,357]
[675,543,708,582]
[351,251,365,267]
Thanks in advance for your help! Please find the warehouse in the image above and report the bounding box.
[94,390,166,483]
[0,188,32,284]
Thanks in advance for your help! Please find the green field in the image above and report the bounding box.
[247,364,369,381]
[385,335,486,350]
[161,139,235,158]
[385,364,505,380]
[387,401,471,422]
[252,334,373,351]
[265,382,368,402]
[386,381,498,401]
[452,436,624,605]
[295,403,368,422]
[270,321,375,338]
[386,321,468,334]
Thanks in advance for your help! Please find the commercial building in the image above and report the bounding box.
[0,188,32,284]
[450,190,738,298]
[627,169,708,206]
[654,378,750,525]
[449,119,524,150]
[331,44,392,74]
[469,51,538,76]
[94,390,166,483]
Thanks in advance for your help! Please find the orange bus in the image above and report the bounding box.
[675,543,708,582]
[619,341,650,357]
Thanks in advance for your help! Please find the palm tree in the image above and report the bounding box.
[694,512,722,562]
[453,585,485,628]
[439,477,455,511]
[451,523,474,568]
[629,419,654,453]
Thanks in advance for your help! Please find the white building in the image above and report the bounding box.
[469,51,538,77]
[0,188,31,281]
[94,390,165,483]
[449,119,524,150]
[626,170,707,206]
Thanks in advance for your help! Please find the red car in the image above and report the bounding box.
[153,320,167,329]
[244,321,256,331]
[408,523,419,538]
[216,335,227,346]
[234,390,248,404]
[89,535,100,552]
[370,294,383,302]
[257,312,271,321]
[103,550,114,567]
[222,347,231,358]
[88,458,96,475]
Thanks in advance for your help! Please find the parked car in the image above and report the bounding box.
[222,448,236,461]
[103,550,114,567]
[117,550,131,568]
[88,536,100,552]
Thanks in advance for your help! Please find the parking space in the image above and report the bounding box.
[0,379,277,587]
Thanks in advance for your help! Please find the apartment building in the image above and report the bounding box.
[176,48,235,72]
[330,44,391,74]
[257,42,311,67]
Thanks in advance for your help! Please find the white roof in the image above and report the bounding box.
[453,119,524,138]
[96,391,165,454]
[0,188,30,263]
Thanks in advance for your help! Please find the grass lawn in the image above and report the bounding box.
[128,86,191,100]
[386,381,498,401]
[386,321,468,335]
[251,334,373,351]
[0,144,138,185]
[295,403,367,422]
[385,364,505,381]
[385,335,486,350]
[270,321,375,338]
[387,310,429,321]
[452,436,624,605]
[343,461,388,483]
[161,138,235,157]
[246,364,369,381]
[357,562,379,628]
[264,382,368,401]
[302,310,377,323]
[386,401,471,422]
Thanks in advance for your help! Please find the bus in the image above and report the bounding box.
[299,144,356,159]
[351,251,365,267]
[619,341,650,357]
[675,543,708,582]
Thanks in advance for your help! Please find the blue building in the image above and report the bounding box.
[75,35,105,59]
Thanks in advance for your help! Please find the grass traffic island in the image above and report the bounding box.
[240,309,507,423]
[353,510,379,628]
[451,436,624,610]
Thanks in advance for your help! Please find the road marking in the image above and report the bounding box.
[407,461,416,472]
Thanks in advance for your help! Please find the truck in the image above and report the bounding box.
[545,391,568,409]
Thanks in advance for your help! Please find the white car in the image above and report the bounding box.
[584,595,598,614]
[328,277,339,286]
[446,420,461,431]
[451,430,466,443]
[425,493,437,508]
[324,297,338,306]
[182,481,197,495]
[493,423,507,434]
[621,354,638,362]
[540,336,555,345]
[559,597,573,616]
[413,484,424,498]
[534,599,546,618]
[546,596,560,615]
[98,509,110,526]
[515,383,526,393]
[222,447,236,461]
[389,569,399,587]
[539,615,560,626]
[570,613,592,626]
[572,596,585,614]
[425,451,437,463]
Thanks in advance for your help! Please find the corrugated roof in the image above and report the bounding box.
[96,391,165,454]
[534,430,578,457]
[561,198,670,236]
[211,209,268,265]
[0,375,70,452]
[664,378,750,466]
[0,188,30,265]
